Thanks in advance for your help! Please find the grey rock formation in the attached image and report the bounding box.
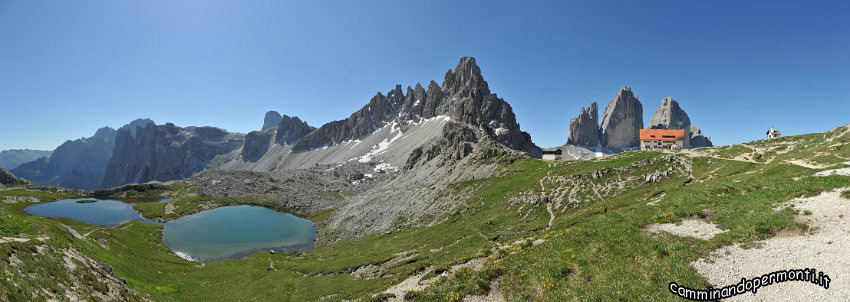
[262,111,283,131]
[600,86,644,150]
[275,115,314,145]
[689,126,713,148]
[102,121,244,188]
[567,102,600,147]
[292,57,541,157]
[648,97,713,148]
[293,85,407,152]
[242,129,275,162]
[0,167,29,187]
[12,126,119,190]
[0,149,52,170]
[649,97,691,130]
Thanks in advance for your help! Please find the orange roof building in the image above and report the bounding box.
[639,129,687,150]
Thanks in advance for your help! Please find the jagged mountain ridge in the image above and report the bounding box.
[11,127,118,189]
[291,57,540,157]
[221,57,541,172]
[102,120,244,188]
[12,57,542,188]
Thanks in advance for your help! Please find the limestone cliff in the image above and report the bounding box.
[600,87,644,150]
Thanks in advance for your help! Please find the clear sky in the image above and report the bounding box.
[1,0,848,150]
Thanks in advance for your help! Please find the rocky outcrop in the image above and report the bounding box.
[242,129,275,162]
[689,126,713,148]
[649,97,691,130]
[600,87,643,150]
[102,121,244,188]
[275,115,314,145]
[262,111,283,131]
[567,102,600,147]
[0,149,52,170]
[12,126,119,190]
[648,97,713,148]
[292,57,540,157]
[0,167,29,187]
[404,122,478,170]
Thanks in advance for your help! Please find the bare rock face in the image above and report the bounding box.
[12,126,120,190]
[600,87,644,150]
[567,102,600,147]
[689,126,713,148]
[102,121,244,188]
[648,97,713,148]
[242,129,275,162]
[649,97,691,130]
[275,115,314,145]
[291,57,541,157]
[262,111,283,131]
[0,167,28,186]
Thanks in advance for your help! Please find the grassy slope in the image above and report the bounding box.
[2,126,849,301]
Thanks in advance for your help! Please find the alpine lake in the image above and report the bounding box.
[24,198,316,262]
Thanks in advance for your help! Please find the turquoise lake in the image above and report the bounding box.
[162,205,316,262]
[24,198,154,226]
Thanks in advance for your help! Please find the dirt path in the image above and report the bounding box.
[692,189,850,301]
[383,258,487,301]
[0,236,48,243]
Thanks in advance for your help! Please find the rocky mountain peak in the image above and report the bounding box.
[441,56,491,98]
[289,57,540,157]
[117,118,155,139]
[649,97,691,130]
[648,97,713,148]
[275,115,314,145]
[567,102,600,147]
[92,127,117,139]
[600,86,644,150]
[263,111,283,131]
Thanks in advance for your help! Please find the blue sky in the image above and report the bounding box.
[1,0,848,150]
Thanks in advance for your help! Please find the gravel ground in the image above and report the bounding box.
[692,189,850,301]
[814,167,850,176]
[645,218,725,240]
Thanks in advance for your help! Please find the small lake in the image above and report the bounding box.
[24,198,154,226]
[162,205,316,262]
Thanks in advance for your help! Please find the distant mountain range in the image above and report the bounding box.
[7,57,713,190]
[0,149,52,170]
